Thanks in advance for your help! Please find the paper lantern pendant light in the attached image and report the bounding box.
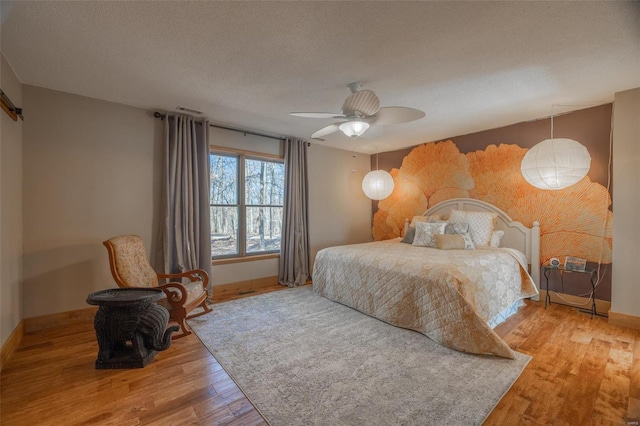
[521,138,591,190]
[362,169,394,200]
[362,152,394,200]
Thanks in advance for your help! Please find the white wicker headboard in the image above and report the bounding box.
[423,198,540,290]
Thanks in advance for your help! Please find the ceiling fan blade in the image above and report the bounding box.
[359,125,383,139]
[373,107,425,125]
[311,123,343,139]
[290,112,345,119]
[342,90,380,117]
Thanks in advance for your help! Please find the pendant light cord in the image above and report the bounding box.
[546,102,613,310]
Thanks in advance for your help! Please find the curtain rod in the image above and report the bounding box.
[153,111,285,141]
[1,89,24,120]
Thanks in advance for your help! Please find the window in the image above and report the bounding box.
[210,150,285,259]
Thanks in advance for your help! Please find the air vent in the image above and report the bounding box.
[176,106,203,115]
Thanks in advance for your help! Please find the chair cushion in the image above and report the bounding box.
[157,281,205,311]
[108,235,158,287]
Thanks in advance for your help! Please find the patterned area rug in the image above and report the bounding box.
[188,286,530,426]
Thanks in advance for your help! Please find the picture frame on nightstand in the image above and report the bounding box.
[564,256,587,272]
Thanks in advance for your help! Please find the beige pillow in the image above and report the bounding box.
[436,233,475,250]
[435,234,464,250]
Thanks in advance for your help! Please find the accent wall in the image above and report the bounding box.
[373,105,613,302]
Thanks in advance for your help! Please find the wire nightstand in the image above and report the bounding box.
[542,264,598,318]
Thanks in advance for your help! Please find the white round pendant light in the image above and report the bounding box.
[521,138,591,190]
[362,170,394,200]
[362,151,394,200]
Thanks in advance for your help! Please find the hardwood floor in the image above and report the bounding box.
[1,285,638,425]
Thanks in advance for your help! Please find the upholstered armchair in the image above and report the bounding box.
[103,235,212,338]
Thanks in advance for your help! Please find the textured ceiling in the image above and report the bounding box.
[1,1,638,154]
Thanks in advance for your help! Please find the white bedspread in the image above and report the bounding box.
[312,239,538,359]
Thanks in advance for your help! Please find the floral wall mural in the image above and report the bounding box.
[372,104,613,301]
[373,140,612,265]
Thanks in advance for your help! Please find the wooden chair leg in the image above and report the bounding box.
[201,298,212,313]
[169,316,192,339]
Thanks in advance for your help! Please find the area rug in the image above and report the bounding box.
[188,286,530,426]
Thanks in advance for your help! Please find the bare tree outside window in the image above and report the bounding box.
[210,152,284,258]
[210,154,239,257]
[245,158,284,253]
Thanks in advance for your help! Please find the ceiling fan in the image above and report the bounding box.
[290,82,425,139]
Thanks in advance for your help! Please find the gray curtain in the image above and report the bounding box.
[278,138,310,287]
[161,114,213,283]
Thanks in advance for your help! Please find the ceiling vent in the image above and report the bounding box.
[176,106,203,115]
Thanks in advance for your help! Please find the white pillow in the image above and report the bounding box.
[410,214,443,227]
[459,233,476,249]
[448,209,496,247]
[490,230,505,247]
[412,222,446,248]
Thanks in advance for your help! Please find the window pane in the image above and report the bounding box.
[245,159,284,206]
[210,154,238,205]
[211,206,239,257]
[246,206,282,253]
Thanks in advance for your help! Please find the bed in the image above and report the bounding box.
[312,198,540,359]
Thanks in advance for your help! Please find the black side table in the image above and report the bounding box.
[542,264,597,318]
[87,288,179,369]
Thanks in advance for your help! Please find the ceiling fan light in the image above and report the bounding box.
[339,120,369,137]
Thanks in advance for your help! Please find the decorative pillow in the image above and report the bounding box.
[435,233,475,250]
[402,215,462,244]
[448,209,496,247]
[403,215,443,243]
[401,224,416,244]
[490,230,505,247]
[444,222,469,235]
[410,214,443,227]
[412,222,446,248]
[459,233,475,249]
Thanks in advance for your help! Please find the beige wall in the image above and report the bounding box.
[1,54,24,346]
[19,89,372,317]
[22,86,162,318]
[307,144,373,272]
[611,88,640,317]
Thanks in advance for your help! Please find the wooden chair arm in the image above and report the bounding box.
[158,269,209,289]
[157,282,189,307]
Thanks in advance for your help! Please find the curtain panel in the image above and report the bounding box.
[161,114,213,283]
[279,138,310,287]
